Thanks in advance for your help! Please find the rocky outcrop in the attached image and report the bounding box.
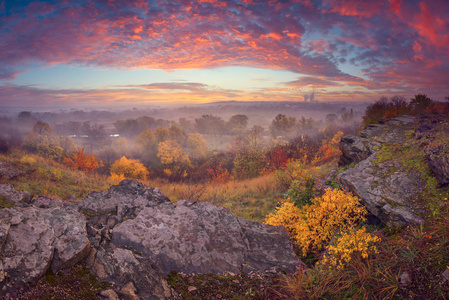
[337,115,425,227]
[111,199,298,275]
[338,135,380,166]
[0,180,300,299]
[83,180,299,299]
[0,205,90,292]
[424,145,449,187]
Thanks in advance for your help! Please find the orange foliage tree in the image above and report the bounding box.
[110,156,148,180]
[63,147,103,172]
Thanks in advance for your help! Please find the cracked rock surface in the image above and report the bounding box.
[83,180,299,299]
[0,205,90,292]
[0,180,299,299]
[337,115,428,227]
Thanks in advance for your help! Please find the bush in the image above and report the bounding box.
[287,175,317,207]
[265,189,368,256]
[363,96,411,126]
[110,156,148,180]
[320,227,380,270]
[63,147,103,173]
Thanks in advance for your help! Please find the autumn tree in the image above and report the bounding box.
[82,122,108,153]
[168,125,186,145]
[363,96,412,126]
[110,156,148,180]
[227,114,248,135]
[233,148,265,179]
[409,93,433,114]
[194,115,226,135]
[157,140,192,180]
[23,122,75,161]
[186,132,209,162]
[270,114,297,138]
[155,127,169,143]
[33,121,53,135]
[63,147,103,172]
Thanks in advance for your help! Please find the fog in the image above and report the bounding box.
[0,100,368,180]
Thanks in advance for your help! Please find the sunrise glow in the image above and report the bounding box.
[0,0,448,107]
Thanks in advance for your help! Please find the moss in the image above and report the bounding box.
[124,246,143,256]
[78,208,117,219]
[0,194,14,209]
[13,264,111,299]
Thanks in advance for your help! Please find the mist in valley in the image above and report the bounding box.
[0,100,368,183]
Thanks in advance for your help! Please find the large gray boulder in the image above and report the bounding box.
[0,205,90,292]
[112,200,298,275]
[82,180,300,299]
[337,115,425,227]
[0,180,300,299]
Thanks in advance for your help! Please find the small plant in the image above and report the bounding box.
[287,175,317,208]
[179,184,206,201]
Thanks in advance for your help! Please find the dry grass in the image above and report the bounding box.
[145,174,284,221]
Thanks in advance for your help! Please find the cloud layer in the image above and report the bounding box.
[0,0,448,105]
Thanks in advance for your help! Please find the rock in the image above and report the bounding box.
[85,245,177,300]
[82,180,299,299]
[441,267,449,285]
[360,115,416,143]
[81,179,171,221]
[0,205,90,292]
[1,179,300,299]
[188,286,197,292]
[119,281,139,300]
[34,195,64,208]
[399,271,411,286]
[337,116,425,227]
[0,162,25,181]
[337,152,424,227]
[424,145,449,187]
[101,289,120,300]
[0,184,32,207]
[338,135,380,166]
[111,200,299,275]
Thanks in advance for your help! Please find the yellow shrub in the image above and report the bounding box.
[320,227,380,270]
[296,188,368,256]
[265,200,302,237]
[20,155,36,165]
[110,156,148,180]
[109,172,126,184]
[264,188,368,257]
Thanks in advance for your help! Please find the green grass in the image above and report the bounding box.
[0,194,14,208]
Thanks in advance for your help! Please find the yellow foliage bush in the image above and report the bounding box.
[109,172,126,184]
[20,155,36,165]
[265,188,368,256]
[110,156,148,181]
[264,200,302,238]
[320,227,380,270]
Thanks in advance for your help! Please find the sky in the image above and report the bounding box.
[0,0,448,108]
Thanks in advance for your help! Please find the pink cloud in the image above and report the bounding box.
[0,0,448,104]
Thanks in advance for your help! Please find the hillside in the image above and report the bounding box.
[0,114,448,299]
